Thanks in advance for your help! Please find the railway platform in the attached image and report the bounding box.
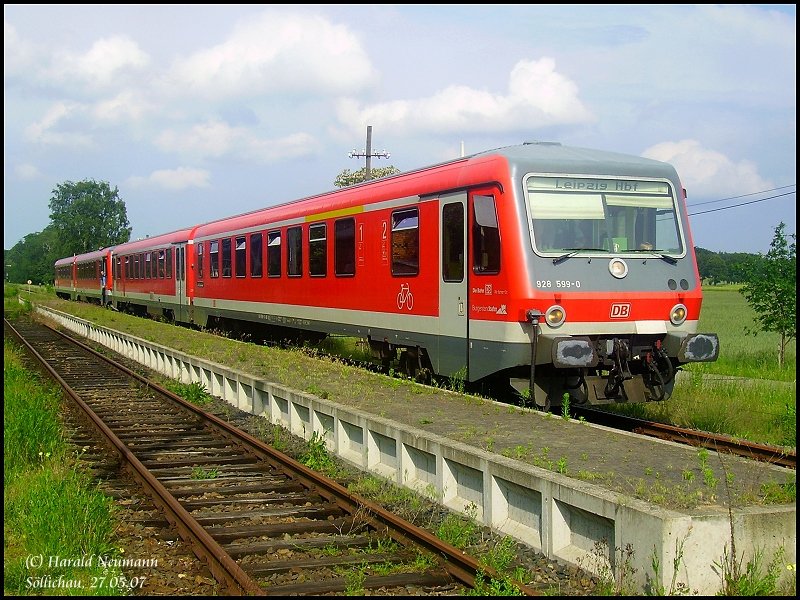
[36,304,796,595]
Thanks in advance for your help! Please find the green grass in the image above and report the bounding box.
[4,341,127,596]
[618,285,797,448]
[690,285,795,381]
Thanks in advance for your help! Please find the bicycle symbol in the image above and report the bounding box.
[397,283,414,310]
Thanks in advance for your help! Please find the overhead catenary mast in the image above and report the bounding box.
[349,125,390,181]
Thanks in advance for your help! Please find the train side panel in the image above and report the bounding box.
[189,156,511,372]
[112,229,194,320]
[54,256,76,300]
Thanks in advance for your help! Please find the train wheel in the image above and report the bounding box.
[398,350,412,378]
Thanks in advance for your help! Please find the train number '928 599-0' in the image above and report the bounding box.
[54,141,719,409]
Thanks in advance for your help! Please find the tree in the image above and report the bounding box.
[696,248,729,284]
[49,179,132,255]
[739,222,796,368]
[5,226,60,285]
[334,166,401,188]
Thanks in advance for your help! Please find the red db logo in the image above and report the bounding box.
[610,303,631,318]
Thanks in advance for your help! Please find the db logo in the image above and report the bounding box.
[610,303,631,318]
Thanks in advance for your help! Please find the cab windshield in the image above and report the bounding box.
[525,176,684,255]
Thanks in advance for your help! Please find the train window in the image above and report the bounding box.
[166,248,172,279]
[176,247,183,281]
[250,233,263,277]
[334,218,355,276]
[125,256,130,279]
[287,226,302,277]
[221,238,232,277]
[209,240,220,278]
[391,208,419,276]
[197,242,204,279]
[115,256,120,279]
[158,250,166,278]
[472,195,500,274]
[442,203,464,282]
[526,176,683,255]
[267,231,281,277]
[309,223,327,277]
[143,252,150,279]
[235,237,246,278]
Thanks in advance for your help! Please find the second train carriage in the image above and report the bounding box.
[55,142,719,406]
[110,228,195,322]
[54,248,113,306]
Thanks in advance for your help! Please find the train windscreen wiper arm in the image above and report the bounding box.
[552,248,608,265]
[630,249,678,265]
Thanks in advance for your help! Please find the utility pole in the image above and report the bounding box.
[349,125,390,181]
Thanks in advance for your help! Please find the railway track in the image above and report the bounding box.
[5,316,538,596]
[570,406,796,469]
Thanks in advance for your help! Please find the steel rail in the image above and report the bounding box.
[632,422,796,469]
[5,318,266,596]
[571,405,795,469]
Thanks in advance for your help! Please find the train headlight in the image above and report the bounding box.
[608,258,628,279]
[545,305,566,328]
[670,303,687,325]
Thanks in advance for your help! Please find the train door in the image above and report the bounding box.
[437,192,469,376]
[174,242,188,322]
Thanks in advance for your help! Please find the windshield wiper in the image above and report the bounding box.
[630,249,678,265]
[552,248,608,265]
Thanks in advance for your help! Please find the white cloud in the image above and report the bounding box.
[164,11,377,100]
[126,167,211,191]
[24,101,93,147]
[4,21,34,75]
[42,35,150,91]
[93,91,153,123]
[642,140,773,198]
[14,163,41,180]
[335,58,593,136]
[155,120,319,163]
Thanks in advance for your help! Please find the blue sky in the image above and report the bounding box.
[4,4,796,254]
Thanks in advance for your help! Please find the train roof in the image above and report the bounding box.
[72,248,113,263]
[113,227,196,253]
[189,142,681,239]
[475,141,678,179]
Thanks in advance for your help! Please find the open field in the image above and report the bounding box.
[689,285,795,381]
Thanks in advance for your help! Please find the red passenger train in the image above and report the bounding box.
[54,142,719,407]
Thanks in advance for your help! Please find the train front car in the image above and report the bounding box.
[490,143,718,408]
